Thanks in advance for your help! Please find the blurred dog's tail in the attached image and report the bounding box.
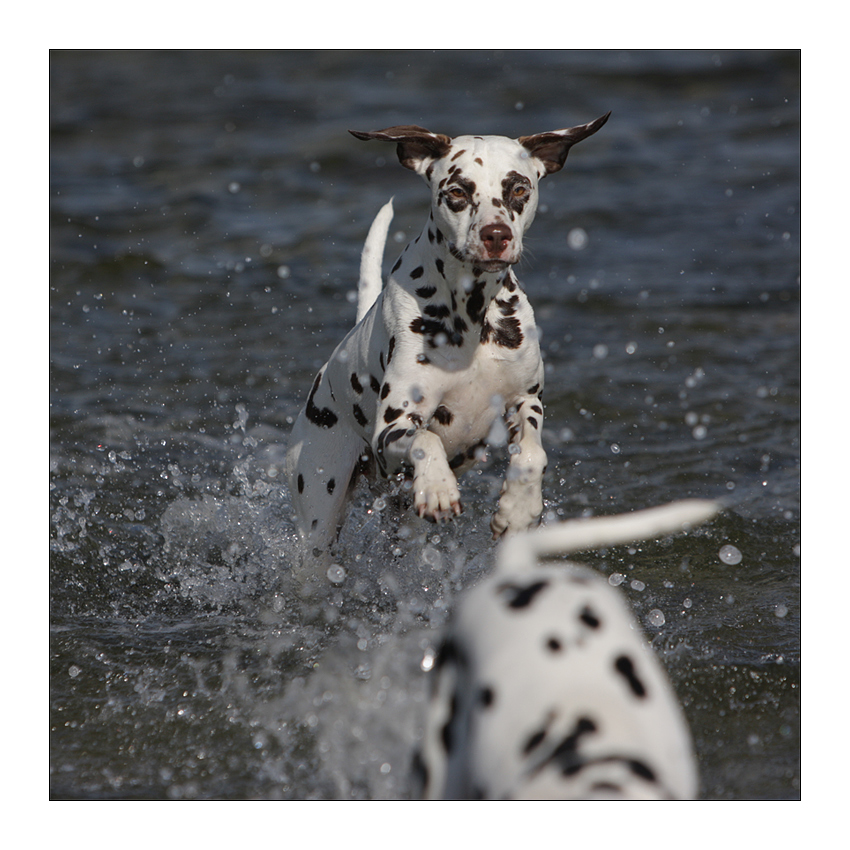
[357,198,394,324]
[499,499,721,573]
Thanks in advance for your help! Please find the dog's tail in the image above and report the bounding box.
[357,198,394,324]
[498,499,721,573]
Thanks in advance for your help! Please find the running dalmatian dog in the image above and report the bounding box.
[286,115,610,567]
[414,499,718,800]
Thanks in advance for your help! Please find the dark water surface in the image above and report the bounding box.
[50,50,800,800]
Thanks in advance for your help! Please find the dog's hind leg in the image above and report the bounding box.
[286,412,363,583]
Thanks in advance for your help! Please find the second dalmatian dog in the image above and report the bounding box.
[286,115,610,565]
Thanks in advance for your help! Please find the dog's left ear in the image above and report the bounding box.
[518,112,611,176]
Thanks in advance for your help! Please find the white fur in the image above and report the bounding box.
[286,117,610,570]
[416,499,717,800]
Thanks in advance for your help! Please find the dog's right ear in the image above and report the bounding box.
[350,126,452,175]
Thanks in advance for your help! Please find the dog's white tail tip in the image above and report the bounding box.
[499,499,722,571]
[357,198,394,324]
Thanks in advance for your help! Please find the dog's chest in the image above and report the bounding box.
[422,342,540,453]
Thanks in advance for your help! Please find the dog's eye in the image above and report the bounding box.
[512,184,529,198]
[448,187,467,199]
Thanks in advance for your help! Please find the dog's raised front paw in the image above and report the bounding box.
[414,475,463,523]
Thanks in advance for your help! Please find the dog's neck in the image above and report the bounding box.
[408,218,517,309]
[384,221,521,356]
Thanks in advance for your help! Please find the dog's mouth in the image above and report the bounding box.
[449,242,518,272]
[476,258,514,272]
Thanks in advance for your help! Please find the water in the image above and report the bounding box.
[50,50,800,800]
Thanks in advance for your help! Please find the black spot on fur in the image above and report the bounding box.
[409,316,463,347]
[527,416,539,429]
[416,285,437,299]
[425,304,451,320]
[546,636,563,652]
[392,257,402,273]
[524,726,548,755]
[350,372,363,394]
[305,372,338,429]
[297,474,304,494]
[326,478,336,494]
[387,336,395,364]
[546,717,598,776]
[435,258,445,277]
[380,382,391,400]
[615,655,647,698]
[531,404,543,415]
[411,265,425,279]
[384,405,403,423]
[441,692,458,753]
[496,295,519,316]
[528,383,540,395]
[352,404,368,428]
[580,605,601,629]
[491,316,524,349]
[500,580,549,609]
[370,375,381,393]
[433,405,454,426]
[466,281,486,323]
[479,686,495,707]
[628,760,656,782]
[383,427,407,445]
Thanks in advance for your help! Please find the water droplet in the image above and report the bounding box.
[719,544,742,565]
[567,227,588,250]
[326,565,346,584]
[487,417,508,447]
[647,609,665,627]
[608,573,626,587]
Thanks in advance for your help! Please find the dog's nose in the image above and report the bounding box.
[480,223,513,258]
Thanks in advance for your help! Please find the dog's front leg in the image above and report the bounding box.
[491,396,547,538]
[408,429,462,522]
[374,406,461,523]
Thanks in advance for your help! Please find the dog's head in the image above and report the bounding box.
[350,114,610,272]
